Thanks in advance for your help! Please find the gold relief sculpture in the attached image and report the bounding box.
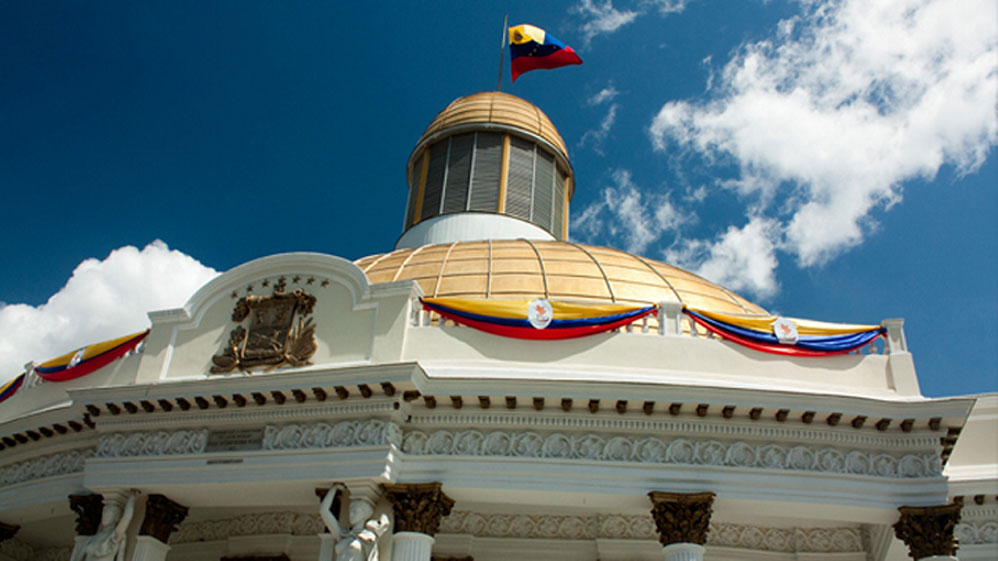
[211,281,317,374]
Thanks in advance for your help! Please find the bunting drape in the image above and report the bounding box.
[34,330,150,382]
[420,297,656,340]
[684,308,884,356]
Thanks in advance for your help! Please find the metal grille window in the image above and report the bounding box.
[506,136,535,221]
[442,133,473,213]
[533,150,554,232]
[469,132,502,212]
[405,153,422,228]
[553,165,566,237]
[421,144,447,222]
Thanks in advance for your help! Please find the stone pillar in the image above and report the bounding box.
[383,483,455,561]
[893,503,962,561]
[648,491,716,561]
[132,494,189,561]
[0,522,19,543]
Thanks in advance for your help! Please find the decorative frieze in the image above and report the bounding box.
[96,429,208,457]
[139,494,189,543]
[93,420,401,459]
[955,520,998,545]
[649,492,715,546]
[0,448,92,487]
[383,482,455,536]
[893,503,962,560]
[438,511,865,553]
[263,419,401,450]
[170,512,324,544]
[401,429,941,478]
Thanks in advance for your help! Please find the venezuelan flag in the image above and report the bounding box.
[421,297,655,340]
[34,330,149,382]
[509,24,582,82]
[0,373,24,404]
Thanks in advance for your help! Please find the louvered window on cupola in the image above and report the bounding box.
[442,133,473,213]
[404,154,422,228]
[553,165,566,238]
[469,132,502,212]
[533,150,555,232]
[506,136,535,221]
[420,143,447,222]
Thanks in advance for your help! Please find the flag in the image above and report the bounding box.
[508,24,582,82]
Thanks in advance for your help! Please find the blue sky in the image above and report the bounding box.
[1,0,995,397]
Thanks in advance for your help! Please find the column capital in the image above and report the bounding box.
[68,493,104,536]
[648,491,716,546]
[893,503,961,560]
[0,521,20,543]
[383,482,455,537]
[139,494,189,544]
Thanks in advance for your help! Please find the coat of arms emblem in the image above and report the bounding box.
[211,281,318,373]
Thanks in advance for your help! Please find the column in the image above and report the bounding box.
[893,503,962,561]
[383,483,455,561]
[648,491,716,561]
[132,494,189,561]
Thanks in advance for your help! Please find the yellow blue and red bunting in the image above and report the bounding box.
[421,297,656,340]
[508,24,582,82]
[0,373,24,404]
[684,308,885,357]
[34,330,149,382]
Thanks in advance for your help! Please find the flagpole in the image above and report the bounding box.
[496,14,508,91]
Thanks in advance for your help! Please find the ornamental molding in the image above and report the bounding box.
[94,399,399,431]
[170,511,324,544]
[0,448,92,487]
[96,429,208,457]
[263,419,401,450]
[410,413,940,451]
[0,539,70,561]
[955,520,998,545]
[93,419,401,458]
[400,428,942,479]
[438,511,865,553]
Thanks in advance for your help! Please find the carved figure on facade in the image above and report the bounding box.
[69,493,135,561]
[320,483,390,561]
[211,281,317,373]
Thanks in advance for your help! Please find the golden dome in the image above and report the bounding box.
[355,239,766,315]
[414,91,569,162]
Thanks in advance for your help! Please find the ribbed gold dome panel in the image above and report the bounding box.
[355,240,766,315]
[417,91,569,159]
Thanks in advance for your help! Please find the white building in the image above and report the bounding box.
[0,92,994,561]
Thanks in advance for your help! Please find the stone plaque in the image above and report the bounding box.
[205,428,264,453]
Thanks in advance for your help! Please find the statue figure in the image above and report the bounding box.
[320,483,390,561]
[70,493,136,561]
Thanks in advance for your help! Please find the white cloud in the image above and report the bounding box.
[580,87,621,153]
[0,241,219,383]
[573,0,640,46]
[573,169,686,254]
[649,0,997,288]
[666,217,781,299]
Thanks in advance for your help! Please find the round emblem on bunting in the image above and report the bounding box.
[68,348,87,369]
[773,317,799,345]
[527,298,554,330]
